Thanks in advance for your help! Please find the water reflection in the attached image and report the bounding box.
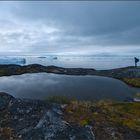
[0,73,139,101]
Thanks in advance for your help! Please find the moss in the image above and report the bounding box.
[0,127,18,140]
[63,100,140,132]
[79,120,88,126]
[123,78,140,87]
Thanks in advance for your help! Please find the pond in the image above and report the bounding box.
[0,73,139,101]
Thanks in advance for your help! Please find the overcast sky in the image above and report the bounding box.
[0,1,140,55]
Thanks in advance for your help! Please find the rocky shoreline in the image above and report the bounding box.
[0,64,140,87]
[0,92,140,140]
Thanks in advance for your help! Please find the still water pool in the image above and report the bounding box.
[0,73,139,101]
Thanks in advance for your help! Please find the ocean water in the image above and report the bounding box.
[0,55,136,70]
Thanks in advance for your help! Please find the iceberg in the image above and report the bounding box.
[0,57,26,65]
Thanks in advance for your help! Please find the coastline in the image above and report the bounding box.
[0,64,139,87]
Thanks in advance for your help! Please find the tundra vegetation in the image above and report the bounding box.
[48,96,140,133]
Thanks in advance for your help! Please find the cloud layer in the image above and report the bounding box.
[0,1,140,55]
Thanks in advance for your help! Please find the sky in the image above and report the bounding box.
[0,1,140,56]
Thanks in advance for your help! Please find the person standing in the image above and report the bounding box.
[134,57,139,67]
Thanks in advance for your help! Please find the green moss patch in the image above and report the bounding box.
[123,78,140,87]
[63,100,140,132]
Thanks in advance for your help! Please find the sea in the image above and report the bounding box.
[0,55,138,70]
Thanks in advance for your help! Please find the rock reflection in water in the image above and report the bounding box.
[0,73,139,101]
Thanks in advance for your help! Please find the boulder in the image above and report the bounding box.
[0,92,15,110]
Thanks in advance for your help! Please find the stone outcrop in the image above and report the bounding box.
[0,92,95,140]
[0,64,139,78]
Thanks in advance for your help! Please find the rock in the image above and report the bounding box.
[133,97,140,102]
[0,93,95,140]
[0,92,139,139]
[0,92,15,110]
[0,64,140,86]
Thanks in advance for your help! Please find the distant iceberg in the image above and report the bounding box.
[0,57,26,65]
[38,56,46,58]
[53,56,57,60]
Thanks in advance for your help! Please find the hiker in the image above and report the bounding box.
[134,57,139,67]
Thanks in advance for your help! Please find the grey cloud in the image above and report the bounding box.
[14,2,140,35]
[0,1,140,54]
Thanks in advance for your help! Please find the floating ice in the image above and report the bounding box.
[0,57,26,65]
